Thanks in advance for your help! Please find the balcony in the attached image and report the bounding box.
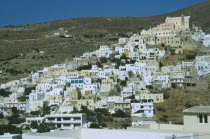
[49,120,81,124]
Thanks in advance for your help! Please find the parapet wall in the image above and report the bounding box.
[80,128,197,139]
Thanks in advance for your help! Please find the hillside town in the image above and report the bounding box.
[1,15,210,139]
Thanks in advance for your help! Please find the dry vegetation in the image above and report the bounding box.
[154,88,210,124]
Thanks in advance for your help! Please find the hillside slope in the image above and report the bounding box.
[0,0,210,83]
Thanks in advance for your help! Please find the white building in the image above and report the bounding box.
[195,55,210,76]
[70,77,91,88]
[45,113,87,129]
[98,69,118,79]
[131,103,154,117]
[81,83,99,95]
[94,46,113,58]
[118,44,134,54]
[140,48,165,59]
[0,133,21,139]
[58,106,74,114]
[203,34,210,47]
[26,117,45,125]
[125,63,145,75]
[118,38,129,44]
[154,75,171,88]
[121,87,133,98]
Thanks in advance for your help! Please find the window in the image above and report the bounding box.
[63,117,70,120]
[74,117,81,120]
[74,124,81,127]
[48,117,55,121]
[63,124,71,127]
[199,114,208,123]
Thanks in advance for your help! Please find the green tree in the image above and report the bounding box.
[0,89,12,97]
[116,85,121,92]
[31,121,38,129]
[112,58,121,68]
[171,83,177,88]
[30,111,41,116]
[96,61,102,68]
[12,107,19,114]
[109,90,120,96]
[120,53,127,60]
[128,71,134,78]
[0,113,4,119]
[70,107,79,114]
[25,125,30,130]
[79,106,95,122]
[126,95,135,100]
[7,113,25,124]
[43,105,51,115]
[100,57,107,63]
[113,109,127,118]
[120,61,125,66]
[185,102,193,108]
[156,107,166,112]
[146,85,153,89]
[170,49,175,55]
[159,61,163,68]
[122,123,131,129]
[120,80,127,86]
[24,88,32,96]
[0,124,22,135]
[130,59,136,64]
[92,108,112,127]
[89,122,100,128]
[77,64,92,71]
[17,96,28,102]
[37,122,55,133]
[163,92,170,99]
[186,54,196,60]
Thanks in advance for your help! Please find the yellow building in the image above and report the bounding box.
[135,92,163,103]
[80,70,90,77]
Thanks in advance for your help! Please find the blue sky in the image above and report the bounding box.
[0,0,206,27]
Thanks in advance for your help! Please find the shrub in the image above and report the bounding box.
[37,122,55,133]
[159,117,167,122]
[0,89,12,97]
[146,85,153,89]
[112,109,127,118]
[31,121,38,129]
[120,80,127,86]
[100,57,107,63]
[163,93,170,99]
[0,124,22,135]
[96,61,102,68]
[186,54,196,60]
[77,64,92,71]
[0,113,4,119]
[7,113,25,124]
[185,102,193,108]
[89,122,100,128]
[156,107,166,112]
[162,114,168,118]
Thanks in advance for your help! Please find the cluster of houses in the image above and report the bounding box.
[1,15,210,130]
